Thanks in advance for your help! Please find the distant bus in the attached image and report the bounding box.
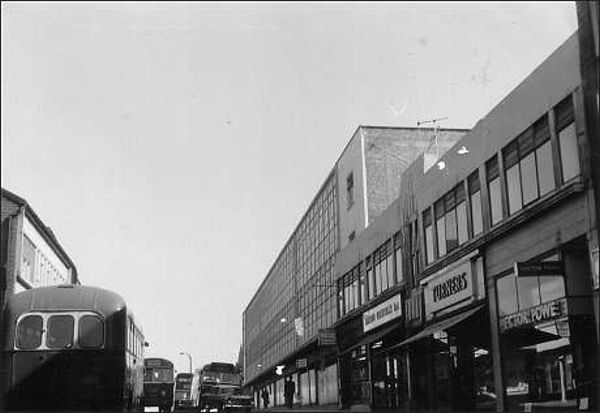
[199,362,251,412]
[0,285,147,411]
[143,358,175,412]
[174,371,200,410]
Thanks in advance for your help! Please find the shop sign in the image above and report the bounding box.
[499,298,567,332]
[318,329,336,346]
[363,294,402,333]
[424,260,474,318]
[296,358,307,368]
[294,317,304,337]
[514,260,563,277]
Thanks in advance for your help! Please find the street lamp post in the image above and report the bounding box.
[179,351,192,374]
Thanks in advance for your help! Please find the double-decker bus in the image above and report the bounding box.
[199,362,252,412]
[174,371,200,410]
[143,357,175,412]
[0,285,147,411]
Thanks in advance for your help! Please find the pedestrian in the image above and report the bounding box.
[289,378,295,408]
[284,377,295,408]
[261,388,270,409]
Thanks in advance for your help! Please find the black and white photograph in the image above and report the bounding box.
[1,1,598,412]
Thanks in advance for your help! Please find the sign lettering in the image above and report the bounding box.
[424,260,474,318]
[514,261,563,277]
[432,272,468,302]
[363,294,402,332]
[499,298,567,332]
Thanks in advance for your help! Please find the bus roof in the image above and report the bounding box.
[145,358,174,368]
[6,285,127,316]
[201,362,237,373]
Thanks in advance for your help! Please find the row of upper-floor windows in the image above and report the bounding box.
[424,94,580,265]
[337,234,403,317]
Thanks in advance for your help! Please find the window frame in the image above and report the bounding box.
[14,311,105,351]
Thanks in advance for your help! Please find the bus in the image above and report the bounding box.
[199,362,252,412]
[0,284,147,411]
[143,357,175,412]
[174,371,200,410]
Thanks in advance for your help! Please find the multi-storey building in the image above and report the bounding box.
[334,32,598,412]
[243,126,467,408]
[0,188,79,322]
[576,0,600,407]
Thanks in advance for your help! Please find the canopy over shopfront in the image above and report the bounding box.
[391,304,485,349]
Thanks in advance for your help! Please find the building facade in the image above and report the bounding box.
[243,126,467,408]
[0,188,79,326]
[333,32,598,412]
[576,1,600,407]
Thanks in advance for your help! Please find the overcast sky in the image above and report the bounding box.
[1,1,578,374]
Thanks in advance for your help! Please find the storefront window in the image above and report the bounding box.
[517,276,541,310]
[347,346,370,405]
[539,275,565,303]
[497,273,518,316]
[497,253,580,410]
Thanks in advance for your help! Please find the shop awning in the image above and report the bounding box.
[391,305,485,349]
[342,322,401,354]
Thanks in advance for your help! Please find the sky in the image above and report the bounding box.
[1,1,578,375]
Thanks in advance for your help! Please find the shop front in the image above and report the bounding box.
[495,239,598,411]
[337,293,404,411]
[393,253,494,411]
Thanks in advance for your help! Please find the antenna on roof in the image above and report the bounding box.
[418,117,449,172]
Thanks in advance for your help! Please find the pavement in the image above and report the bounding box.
[251,402,590,413]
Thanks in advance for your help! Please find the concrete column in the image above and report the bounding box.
[486,274,506,412]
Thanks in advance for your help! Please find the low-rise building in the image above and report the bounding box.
[1,188,79,321]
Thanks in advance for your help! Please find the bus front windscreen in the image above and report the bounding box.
[145,367,174,382]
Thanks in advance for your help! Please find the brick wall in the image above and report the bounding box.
[364,127,467,224]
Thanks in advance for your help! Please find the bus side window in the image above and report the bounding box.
[16,315,43,349]
[129,321,134,355]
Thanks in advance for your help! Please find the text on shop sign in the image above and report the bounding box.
[363,294,402,332]
[432,272,469,302]
[499,298,567,332]
[514,261,563,277]
[424,259,474,318]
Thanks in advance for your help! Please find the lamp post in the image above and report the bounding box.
[179,351,192,374]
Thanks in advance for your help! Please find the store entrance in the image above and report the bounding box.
[371,343,407,409]
[406,306,496,411]
[502,320,577,411]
